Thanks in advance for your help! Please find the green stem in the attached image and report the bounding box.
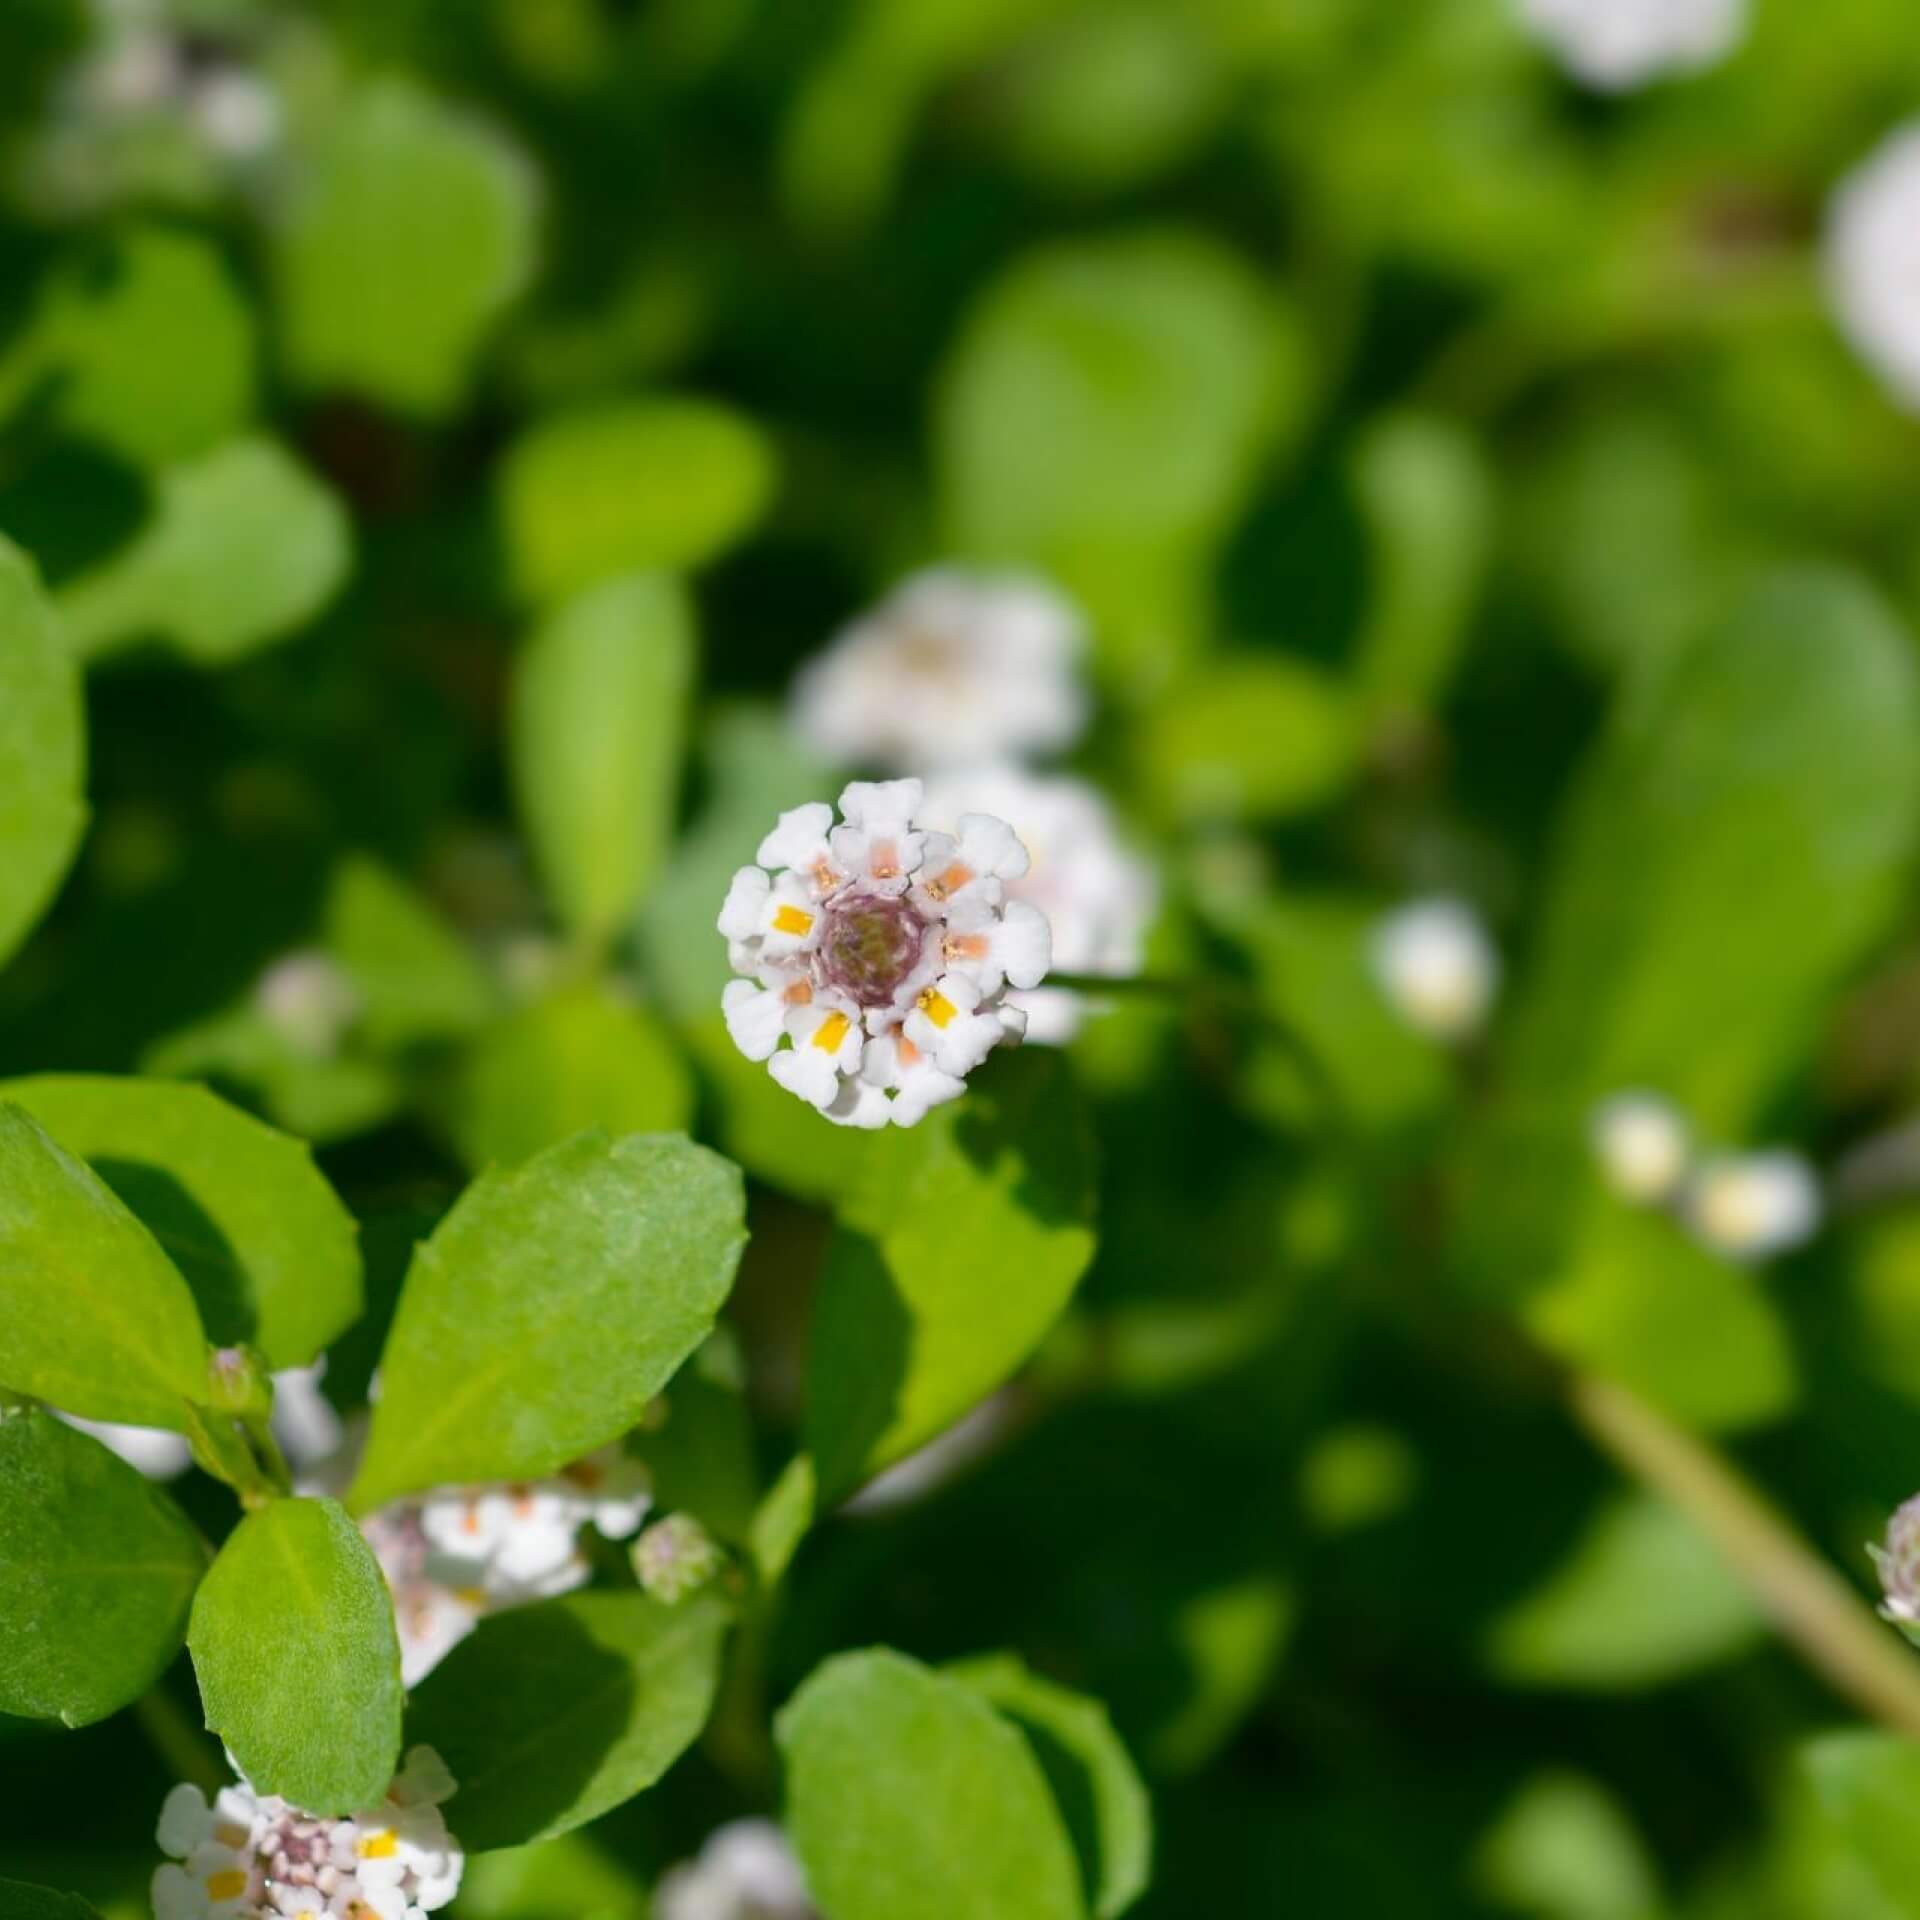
[1567,1370,1920,1737]
[135,1683,223,1794]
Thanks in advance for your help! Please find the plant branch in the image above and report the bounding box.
[134,1682,223,1795]
[1566,1369,1920,1737]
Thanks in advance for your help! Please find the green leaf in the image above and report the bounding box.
[628,1343,760,1546]
[947,1656,1152,1920]
[274,78,539,416]
[349,1130,747,1510]
[0,1404,206,1727]
[1235,895,1449,1133]
[324,856,496,1052]
[0,1103,207,1430]
[404,1589,730,1849]
[510,573,695,949]
[187,1496,402,1814]
[0,537,86,970]
[1800,1732,1920,1918]
[935,228,1305,677]
[446,984,693,1172]
[779,1649,1087,1920]
[499,399,777,603]
[1507,569,1920,1126]
[0,1075,360,1371]
[806,1052,1098,1497]
[57,436,352,665]
[1486,1491,1765,1691]
[751,1452,817,1587]
[1464,569,1920,1353]
[454,1832,646,1920]
[1473,1772,1664,1920]
[1522,1202,1796,1432]
[0,1879,107,1920]
[0,225,254,467]
[1141,654,1355,826]
[1348,411,1494,721]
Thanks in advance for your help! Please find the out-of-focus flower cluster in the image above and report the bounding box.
[653,1820,817,1920]
[785,570,1157,1050]
[1590,1090,1822,1261]
[352,1445,652,1685]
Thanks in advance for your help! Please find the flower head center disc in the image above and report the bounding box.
[819,892,927,1006]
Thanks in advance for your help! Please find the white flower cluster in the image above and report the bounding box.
[24,0,284,215]
[1515,0,1747,92]
[349,1445,653,1686]
[719,779,1049,1127]
[1827,124,1920,415]
[1589,1089,1822,1261]
[152,1747,461,1920]
[654,1821,817,1920]
[1370,897,1501,1042]
[792,570,1086,774]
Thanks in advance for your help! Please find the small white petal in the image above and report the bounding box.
[717,866,771,942]
[757,801,836,874]
[157,1782,212,1857]
[723,979,790,1062]
[1517,0,1746,91]
[837,778,924,831]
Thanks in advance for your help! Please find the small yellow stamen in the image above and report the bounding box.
[773,904,814,936]
[358,1830,399,1861]
[917,989,957,1029]
[206,1871,249,1902]
[783,979,814,1006]
[213,1822,250,1850]
[813,1011,852,1052]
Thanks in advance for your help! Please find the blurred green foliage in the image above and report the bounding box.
[11,0,1920,1913]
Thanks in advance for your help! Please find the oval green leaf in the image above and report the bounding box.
[0,537,85,971]
[947,1656,1152,1920]
[0,1404,207,1727]
[57,437,352,666]
[500,399,776,604]
[274,79,538,417]
[807,1052,1097,1497]
[188,1496,402,1814]
[510,573,695,949]
[446,985,693,1172]
[778,1649,1087,1920]
[348,1130,746,1511]
[405,1589,730,1849]
[0,1103,207,1430]
[0,1076,361,1371]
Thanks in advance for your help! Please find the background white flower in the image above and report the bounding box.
[1827,123,1920,414]
[790,569,1088,772]
[254,951,362,1060]
[1370,897,1500,1042]
[305,1430,653,1686]
[1590,1091,1692,1205]
[1516,0,1747,92]
[151,1746,462,1920]
[719,779,1049,1127]
[1687,1150,1823,1261]
[918,767,1156,1044]
[654,1820,817,1920]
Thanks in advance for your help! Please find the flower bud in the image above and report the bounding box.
[633,1513,724,1605]
[1872,1493,1920,1635]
